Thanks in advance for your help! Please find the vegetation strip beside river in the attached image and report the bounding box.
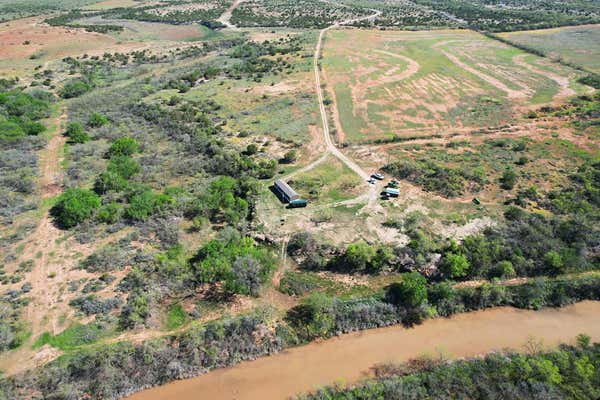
[126,301,600,400]
[4,273,600,399]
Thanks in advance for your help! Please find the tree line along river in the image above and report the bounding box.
[126,301,600,400]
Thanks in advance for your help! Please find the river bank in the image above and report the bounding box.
[125,301,600,400]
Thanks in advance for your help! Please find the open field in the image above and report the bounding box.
[291,157,363,204]
[500,24,600,73]
[0,17,147,78]
[322,28,589,144]
[85,0,149,10]
[76,16,226,41]
[0,0,101,21]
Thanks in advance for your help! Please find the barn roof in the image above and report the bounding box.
[274,179,299,200]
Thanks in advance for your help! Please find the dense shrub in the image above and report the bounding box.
[191,233,275,295]
[51,188,101,228]
[69,295,122,316]
[3,312,283,400]
[440,204,599,280]
[96,202,124,224]
[280,150,297,164]
[500,167,519,190]
[198,176,254,225]
[64,121,90,144]
[107,136,139,157]
[80,244,134,273]
[60,79,92,99]
[88,112,109,128]
[119,289,149,329]
[0,290,28,351]
[578,74,600,90]
[0,89,50,142]
[430,275,600,316]
[414,0,600,31]
[94,171,130,194]
[125,189,173,221]
[383,159,470,197]
[385,273,428,309]
[107,155,140,179]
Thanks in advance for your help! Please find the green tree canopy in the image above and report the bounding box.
[64,121,89,144]
[441,252,471,279]
[52,188,101,228]
[385,272,428,309]
[108,136,140,157]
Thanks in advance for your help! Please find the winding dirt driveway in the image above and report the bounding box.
[282,5,407,243]
[311,11,381,182]
[285,4,381,182]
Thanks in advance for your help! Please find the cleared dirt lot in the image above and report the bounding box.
[0,17,145,77]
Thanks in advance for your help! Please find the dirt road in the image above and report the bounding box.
[312,11,381,182]
[216,0,245,29]
[282,6,402,244]
[285,4,380,182]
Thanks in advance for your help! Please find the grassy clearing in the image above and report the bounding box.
[165,304,188,330]
[154,38,319,145]
[279,270,371,297]
[76,16,229,42]
[85,0,144,10]
[33,322,114,351]
[290,158,362,204]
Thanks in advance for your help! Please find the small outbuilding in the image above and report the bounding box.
[274,179,300,203]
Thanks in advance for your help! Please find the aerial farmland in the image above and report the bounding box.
[0,1,600,399]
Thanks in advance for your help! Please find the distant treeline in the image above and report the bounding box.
[45,11,123,33]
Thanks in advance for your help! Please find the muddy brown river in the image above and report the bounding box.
[126,301,600,400]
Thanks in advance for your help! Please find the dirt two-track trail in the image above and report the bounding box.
[216,0,245,29]
[298,6,381,181]
[282,6,396,241]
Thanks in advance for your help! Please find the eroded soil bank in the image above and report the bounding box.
[126,301,600,400]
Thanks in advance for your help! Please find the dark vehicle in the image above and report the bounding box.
[289,199,308,208]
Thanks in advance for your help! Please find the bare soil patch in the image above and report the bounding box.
[0,18,118,60]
